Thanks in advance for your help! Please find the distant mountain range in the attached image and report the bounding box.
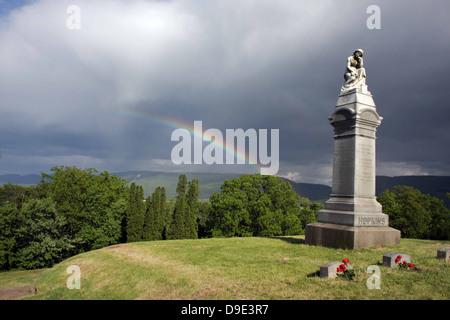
[1,172,449,207]
[0,174,42,185]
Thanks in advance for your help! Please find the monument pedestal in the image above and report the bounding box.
[305,86,400,249]
[305,223,400,249]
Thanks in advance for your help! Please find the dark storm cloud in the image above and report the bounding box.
[0,0,449,183]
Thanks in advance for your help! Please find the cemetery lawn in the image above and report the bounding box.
[0,236,449,300]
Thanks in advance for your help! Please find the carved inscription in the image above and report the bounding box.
[332,138,354,194]
[356,142,374,183]
[357,216,387,226]
[355,138,375,197]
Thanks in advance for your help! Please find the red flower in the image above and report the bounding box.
[342,259,350,264]
[340,264,346,271]
[395,258,400,262]
[403,260,407,265]
[397,255,402,259]
[337,267,343,272]
[409,264,414,268]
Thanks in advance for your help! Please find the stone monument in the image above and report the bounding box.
[305,49,401,249]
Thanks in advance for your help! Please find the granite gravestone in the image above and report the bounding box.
[305,49,401,249]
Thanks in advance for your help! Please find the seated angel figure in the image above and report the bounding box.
[342,49,366,91]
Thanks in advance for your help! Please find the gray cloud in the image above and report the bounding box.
[0,0,449,184]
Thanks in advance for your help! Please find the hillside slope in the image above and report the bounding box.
[0,236,448,300]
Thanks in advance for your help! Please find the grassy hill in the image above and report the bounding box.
[1,236,449,300]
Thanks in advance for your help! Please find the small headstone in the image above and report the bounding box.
[437,247,450,260]
[0,285,37,300]
[382,252,411,268]
[320,262,341,278]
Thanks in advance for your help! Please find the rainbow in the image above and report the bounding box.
[111,109,261,173]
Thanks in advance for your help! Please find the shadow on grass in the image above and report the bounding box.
[306,270,321,278]
[267,236,305,245]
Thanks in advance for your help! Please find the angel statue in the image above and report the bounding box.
[341,49,367,92]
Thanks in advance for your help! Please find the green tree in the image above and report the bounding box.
[40,166,128,252]
[0,183,27,208]
[163,197,176,239]
[297,197,323,232]
[152,187,163,240]
[126,183,146,242]
[378,185,450,239]
[197,201,212,238]
[159,187,168,237]
[142,186,167,241]
[185,179,200,239]
[142,194,154,241]
[167,175,189,240]
[136,185,146,239]
[14,198,73,269]
[126,182,137,241]
[0,203,21,270]
[208,174,313,237]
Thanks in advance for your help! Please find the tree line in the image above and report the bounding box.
[378,186,450,240]
[1,166,449,271]
[125,174,200,242]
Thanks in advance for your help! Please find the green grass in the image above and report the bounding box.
[0,236,449,300]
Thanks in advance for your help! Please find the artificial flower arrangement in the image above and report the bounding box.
[336,258,356,280]
[395,255,417,270]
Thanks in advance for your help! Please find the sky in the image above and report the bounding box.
[0,0,449,185]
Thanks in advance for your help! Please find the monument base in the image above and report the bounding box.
[305,222,401,249]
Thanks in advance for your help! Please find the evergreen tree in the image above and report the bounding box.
[126,183,145,242]
[167,175,188,239]
[136,185,146,240]
[186,179,200,239]
[160,187,168,236]
[163,197,176,239]
[197,201,212,238]
[151,187,162,240]
[142,195,154,241]
[126,182,137,242]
